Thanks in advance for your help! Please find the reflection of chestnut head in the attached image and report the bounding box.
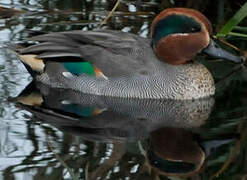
[148,127,205,177]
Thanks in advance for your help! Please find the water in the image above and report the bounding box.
[0,0,247,179]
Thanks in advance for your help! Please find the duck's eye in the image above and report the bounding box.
[191,26,201,32]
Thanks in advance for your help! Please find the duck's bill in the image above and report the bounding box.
[202,38,243,63]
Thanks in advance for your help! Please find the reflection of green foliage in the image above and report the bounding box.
[217,2,247,38]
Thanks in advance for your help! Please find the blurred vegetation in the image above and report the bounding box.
[217,1,247,38]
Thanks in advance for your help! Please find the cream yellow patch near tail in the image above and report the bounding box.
[17,92,43,106]
[19,54,45,73]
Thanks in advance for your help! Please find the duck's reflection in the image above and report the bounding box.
[148,127,204,177]
[14,82,217,178]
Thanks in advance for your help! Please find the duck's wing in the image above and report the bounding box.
[19,30,156,77]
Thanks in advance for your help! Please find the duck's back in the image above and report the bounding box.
[19,30,158,77]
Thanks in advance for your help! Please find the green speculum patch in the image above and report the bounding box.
[62,104,95,117]
[63,62,95,76]
[152,14,201,46]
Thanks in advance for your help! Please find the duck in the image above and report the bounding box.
[13,8,242,100]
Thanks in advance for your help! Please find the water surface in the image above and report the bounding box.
[0,0,247,179]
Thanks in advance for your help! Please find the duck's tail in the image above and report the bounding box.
[8,44,45,77]
[18,54,45,76]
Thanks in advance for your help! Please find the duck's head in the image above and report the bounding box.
[151,8,242,65]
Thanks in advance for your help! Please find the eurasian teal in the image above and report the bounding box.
[14,8,242,100]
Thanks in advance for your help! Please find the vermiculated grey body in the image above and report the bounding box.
[37,60,215,99]
[20,30,215,100]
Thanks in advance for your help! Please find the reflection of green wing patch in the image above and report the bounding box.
[63,62,95,76]
[62,104,94,117]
